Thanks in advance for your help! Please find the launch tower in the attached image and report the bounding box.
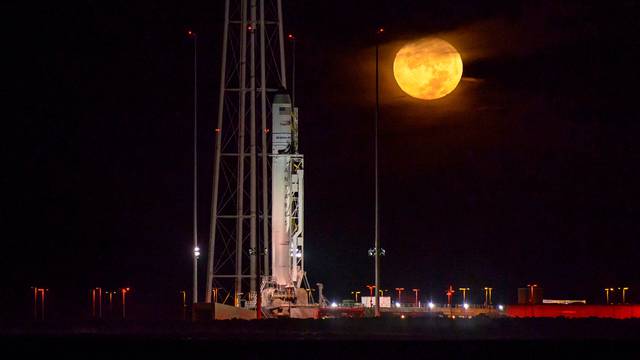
[206,0,317,317]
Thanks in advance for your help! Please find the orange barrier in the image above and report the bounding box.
[506,305,640,319]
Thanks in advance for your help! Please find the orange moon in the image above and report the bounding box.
[393,37,463,100]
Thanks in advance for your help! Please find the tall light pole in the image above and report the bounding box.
[620,287,629,304]
[366,284,376,308]
[483,287,493,307]
[527,284,538,305]
[180,290,187,320]
[395,287,405,305]
[446,285,455,317]
[373,26,385,318]
[31,287,47,320]
[32,287,38,320]
[121,287,130,320]
[412,288,420,307]
[187,29,199,306]
[92,287,102,319]
[609,287,615,304]
[459,288,470,304]
[604,287,616,304]
[351,291,361,303]
[107,291,114,317]
[98,288,102,319]
[38,288,47,320]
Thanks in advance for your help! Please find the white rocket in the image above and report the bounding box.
[271,93,304,289]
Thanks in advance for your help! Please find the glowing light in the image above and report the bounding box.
[463,303,469,310]
[498,305,504,311]
[194,246,201,258]
[400,315,405,319]
[395,302,401,308]
[428,302,435,309]
[393,37,462,100]
[330,302,338,308]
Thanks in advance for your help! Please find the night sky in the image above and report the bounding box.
[6,0,640,318]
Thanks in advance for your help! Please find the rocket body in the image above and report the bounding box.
[271,93,304,288]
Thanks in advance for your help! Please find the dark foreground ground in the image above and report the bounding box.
[2,318,640,358]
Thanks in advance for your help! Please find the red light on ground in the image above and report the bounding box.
[288,34,295,40]
[264,128,270,133]
[377,28,384,34]
[446,285,455,296]
[215,128,221,133]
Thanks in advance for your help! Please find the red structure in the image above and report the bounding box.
[506,305,640,319]
[446,285,455,307]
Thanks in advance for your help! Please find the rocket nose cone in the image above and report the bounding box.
[273,93,291,104]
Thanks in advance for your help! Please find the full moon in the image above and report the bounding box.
[393,37,463,100]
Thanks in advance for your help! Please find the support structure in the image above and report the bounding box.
[206,0,302,314]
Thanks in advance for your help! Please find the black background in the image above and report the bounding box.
[5,0,640,319]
